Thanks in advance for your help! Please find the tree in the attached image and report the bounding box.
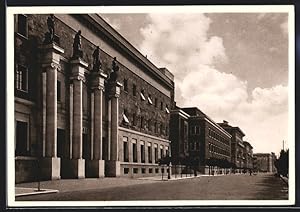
[274,149,289,177]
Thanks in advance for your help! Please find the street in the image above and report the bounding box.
[16,173,288,201]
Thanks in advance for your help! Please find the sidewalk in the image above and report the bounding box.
[15,173,251,197]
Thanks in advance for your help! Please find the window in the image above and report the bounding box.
[17,14,28,38]
[195,126,200,135]
[154,144,158,163]
[16,65,28,92]
[160,146,164,159]
[141,168,146,173]
[57,80,61,102]
[147,119,151,131]
[160,102,163,110]
[155,168,159,173]
[123,79,128,92]
[132,113,137,126]
[196,142,200,150]
[132,84,137,96]
[148,94,153,105]
[132,139,137,162]
[154,122,158,133]
[148,143,152,163]
[133,168,138,174]
[140,90,146,101]
[123,137,129,162]
[123,110,129,124]
[140,142,145,163]
[165,104,170,114]
[124,168,129,174]
[149,168,153,173]
[154,98,158,107]
[15,121,29,156]
[166,147,169,157]
[140,116,144,129]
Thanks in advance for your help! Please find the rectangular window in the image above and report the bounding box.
[155,168,159,173]
[141,142,145,163]
[16,65,28,92]
[133,168,138,174]
[132,139,137,162]
[141,168,146,174]
[123,110,129,124]
[160,146,164,159]
[17,14,28,37]
[140,90,146,101]
[133,84,137,96]
[123,137,129,162]
[154,145,158,163]
[124,168,129,174]
[149,168,153,173]
[123,79,128,92]
[148,143,152,163]
[15,121,29,156]
[154,98,158,107]
[195,126,200,134]
[160,102,163,110]
[147,119,151,131]
[132,113,137,126]
[57,80,61,102]
[140,116,144,129]
[148,94,153,105]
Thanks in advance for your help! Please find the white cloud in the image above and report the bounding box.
[102,16,121,30]
[139,13,288,154]
[280,18,288,36]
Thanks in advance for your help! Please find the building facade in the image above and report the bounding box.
[14,14,175,183]
[218,120,246,172]
[243,141,253,170]
[170,107,232,174]
[253,153,277,173]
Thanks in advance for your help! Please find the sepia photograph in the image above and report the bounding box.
[6,5,295,207]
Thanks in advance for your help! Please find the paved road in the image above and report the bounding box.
[16,173,288,201]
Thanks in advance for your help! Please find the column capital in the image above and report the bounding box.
[70,58,89,82]
[40,43,65,67]
[90,71,107,91]
[108,81,122,98]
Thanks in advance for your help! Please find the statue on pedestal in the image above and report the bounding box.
[43,14,55,44]
[109,57,120,82]
[92,46,102,72]
[72,30,83,59]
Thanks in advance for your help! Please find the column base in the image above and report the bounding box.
[105,160,120,177]
[86,160,105,178]
[61,158,85,179]
[39,157,61,181]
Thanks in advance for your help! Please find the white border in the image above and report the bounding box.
[6,5,295,207]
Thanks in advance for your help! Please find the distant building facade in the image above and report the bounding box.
[170,107,232,174]
[253,153,277,173]
[14,14,175,183]
[243,141,253,170]
[218,121,251,172]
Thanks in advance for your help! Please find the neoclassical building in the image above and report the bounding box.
[14,14,174,183]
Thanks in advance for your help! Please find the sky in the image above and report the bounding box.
[101,12,289,155]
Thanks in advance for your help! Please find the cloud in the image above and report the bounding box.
[280,18,288,36]
[102,16,121,30]
[139,13,288,154]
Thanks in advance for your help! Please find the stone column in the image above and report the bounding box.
[65,58,88,179]
[105,81,122,177]
[86,71,107,178]
[39,43,64,180]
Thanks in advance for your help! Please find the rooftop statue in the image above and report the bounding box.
[109,57,120,82]
[92,46,102,72]
[43,14,55,44]
[72,30,83,59]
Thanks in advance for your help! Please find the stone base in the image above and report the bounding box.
[105,160,120,177]
[39,157,61,181]
[61,158,85,179]
[86,160,105,178]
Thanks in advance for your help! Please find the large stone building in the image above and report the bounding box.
[243,141,253,170]
[14,14,175,183]
[218,120,247,172]
[253,153,277,173]
[170,107,232,174]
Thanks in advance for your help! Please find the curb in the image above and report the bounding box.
[15,187,59,197]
